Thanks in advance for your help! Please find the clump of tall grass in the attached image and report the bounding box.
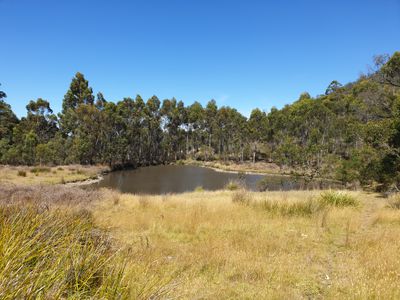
[194,186,204,192]
[257,197,323,217]
[387,194,400,209]
[31,167,51,173]
[112,194,120,205]
[225,180,241,191]
[231,189,252,205]
[17,170,27,177]
[76,169,85,175]
[319,190,359,207]
[138,195,150,208]
[0,190,128,299]
[256,177,270,192]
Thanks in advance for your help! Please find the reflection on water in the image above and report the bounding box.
[90,165,340,194]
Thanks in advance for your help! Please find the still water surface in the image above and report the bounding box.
[92,165,338,194]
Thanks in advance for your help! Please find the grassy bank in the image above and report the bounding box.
[0,165,107,185]
[179,159,284,175]
[1,177,400,298]
[95,189,400,299]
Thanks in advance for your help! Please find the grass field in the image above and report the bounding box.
[94,189,400,299]
[1,171,400,298]
[0,165,107,185]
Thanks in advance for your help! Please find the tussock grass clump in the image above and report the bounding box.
[113,195,120,205]
[225,180,241,191]
[231,189,252,205]
[0,187,128,299]
[194,186,204,192]
[233,190,324,216]
[387,194,400,209]
[319,190,359,207]
[76,169,85,175]
[31,167,51,173]
[257,197,323,217]
[138,195,150,208]
[256,177,270,191]
[17,170,27,177]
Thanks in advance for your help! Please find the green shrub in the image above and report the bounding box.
[319,190,358,207]
[17,170,27,177]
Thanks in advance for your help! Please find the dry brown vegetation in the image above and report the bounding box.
[95,190,400,299]
[182,159,283,175]
[0,165,107,185]
[1,178,400,298]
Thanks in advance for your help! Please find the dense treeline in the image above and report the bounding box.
[0,52,399,190]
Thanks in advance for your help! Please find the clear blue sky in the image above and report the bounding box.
[1,0,399,118]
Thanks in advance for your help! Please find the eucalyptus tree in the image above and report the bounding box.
[145,96,162,164]
[0,85,19,163]
[204,100,218,159]
[59,72,99,164]
[380,51,400,88]
[0,85,18,142]
[227,107,248,161]
[161,98,186,161]
[248,108,268,163]
[25,98,58,143]
[100,101,124,167]
[60,72,95,136]
[187,101,205,156]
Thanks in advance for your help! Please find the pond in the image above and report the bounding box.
[91,165,340,194]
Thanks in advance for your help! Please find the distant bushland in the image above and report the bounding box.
[0,52,400,191]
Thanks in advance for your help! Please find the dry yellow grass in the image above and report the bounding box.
[94,190,400,299]
[0,165,107,185]
[0,177,400,299]
[182,159,283,175]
